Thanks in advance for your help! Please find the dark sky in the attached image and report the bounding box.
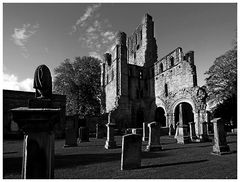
[3,3,237,91]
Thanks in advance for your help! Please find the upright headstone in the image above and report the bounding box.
[168,124,175,136]
[145,121,162,151]
[199,121,210,142]
[142,122,149,141]
[64,116,78,147]
[11,65,61,179]
[78,127,89,142]
[96,123,104,139]
[189,122,198,141]
[121,134,142,170]
[211,118,231,155]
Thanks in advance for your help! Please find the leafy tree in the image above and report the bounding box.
[53,56,101,116]
[205,41,237,125]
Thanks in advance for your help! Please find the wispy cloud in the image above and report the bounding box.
[70,3,101,34]
[11,23,39,58]
[89,51,102,60]
[3,72,34,92]
[70,4,116,60]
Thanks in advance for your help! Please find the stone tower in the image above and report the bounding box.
[101,13,207,137]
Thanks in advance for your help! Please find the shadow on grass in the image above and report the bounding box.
[55,151,164,169]
[140,159,208,169]
[3,157,22,177]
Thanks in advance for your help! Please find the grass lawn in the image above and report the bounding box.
[3,133,237,179]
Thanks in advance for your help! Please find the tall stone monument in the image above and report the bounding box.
[11,65,61,179]
[105,112,116,149]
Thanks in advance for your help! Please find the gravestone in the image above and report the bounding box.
[199,121,211,142]
[142,122,148,141]
[121,134,142,170]
[145,121,162,151]
[78,127,89,142]
[189,122,198,141]
[11,65,61,179]
[96,123,104,139]
[64,117,78,147]
[168,124,175,136]
[211,118,231,155]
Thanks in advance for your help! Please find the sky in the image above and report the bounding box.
[2,2,237,92]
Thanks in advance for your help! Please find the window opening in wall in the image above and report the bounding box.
[134,52,136,59]
[139,70,143,79]
[140,30,142,40]
[137,45,140,50]
[107,74,109,84]
[112,70,114,80]
[165,83,168,97]
[170,57,174,67]
[129,68,132,76]
[160,63,163,73]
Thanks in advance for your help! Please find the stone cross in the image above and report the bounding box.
[121,134,142,170]
[211,118,231,155]
[145,121,162,151]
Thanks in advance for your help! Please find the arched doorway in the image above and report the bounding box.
[174,102,194,128]
[155,107,166,127]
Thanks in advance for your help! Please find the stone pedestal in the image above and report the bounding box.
[78,127,89,142]
[105,123,116,149]
[176,125,190,144]
[145,121,162,151]
[189,122,198,141]
[142,122,149,141]
[96,124,104,139]
[211,118,231,155]
[121,134,142,170]
[11,107,61,179]
[199,122,210,142]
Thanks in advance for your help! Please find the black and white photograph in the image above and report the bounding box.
[2,1,237,179]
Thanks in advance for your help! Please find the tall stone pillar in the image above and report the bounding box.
[176,104,190,144]
[211,118,231,155]
[105,112,116,149]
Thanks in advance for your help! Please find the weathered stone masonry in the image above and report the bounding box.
[101,14,207,137]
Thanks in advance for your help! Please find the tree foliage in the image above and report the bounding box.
[53,56,101,116]
[205,41,237,124]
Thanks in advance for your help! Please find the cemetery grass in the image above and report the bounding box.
[3,133,237,179]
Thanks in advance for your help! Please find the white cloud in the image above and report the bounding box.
[3,73,34,92]
[11,23,39,58]
[71,4,101,34]
[89,51,102,60]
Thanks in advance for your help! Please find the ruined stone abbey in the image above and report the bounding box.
[101,14,208,137]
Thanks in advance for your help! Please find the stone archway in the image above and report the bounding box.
[171,98,197,127]
[174,102,194,132]
[155,107,166,127]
